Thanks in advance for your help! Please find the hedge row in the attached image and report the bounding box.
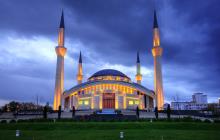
[0,117,218,123]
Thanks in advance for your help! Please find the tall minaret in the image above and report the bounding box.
[53,11,67,110]
[77,51,83,84]
[151,11,164,110]
[135,51,142,84]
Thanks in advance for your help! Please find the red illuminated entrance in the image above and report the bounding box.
[103,93,115,109]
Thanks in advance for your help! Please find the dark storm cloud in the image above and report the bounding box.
[165,0,220,64]
[162,0,220,97]
[62,0,220,99]
[0,0,219,104]
[0,0,63,36]
[63,0,156,65]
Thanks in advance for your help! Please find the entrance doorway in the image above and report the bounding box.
[103,93,115,109]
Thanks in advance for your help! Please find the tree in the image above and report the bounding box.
[58,105,61,119]
[136,106,140,119]
[14,105,19,119]
[43,105,47,119]
[167,104,171,119]
[2,105,7,112]
[154,107,158,119]
[72,106,75,118]
[8,101,19,112]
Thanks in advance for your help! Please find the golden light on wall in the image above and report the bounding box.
[99,94,102,109]
[65,76,155,110]
[115,94,119,109]
[91,93,94,109]
[58,28,64,46]
[153,28,160,47]
[123,94,127,109]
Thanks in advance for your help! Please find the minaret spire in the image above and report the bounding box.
[137,51,140,63]
[79,51,82,63]
[153,10,158,28]
[77,51,83,84]
[135,51,142,84]
[151,10,164,110]
[60,10,65,28]
[53,11,67,110]
[153,10,160,47]
[58,11,65,47]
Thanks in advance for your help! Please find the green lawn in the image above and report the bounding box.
[0,122,219,140]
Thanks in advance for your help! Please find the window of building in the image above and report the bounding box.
[135,101,139,105]
[79,101,83,105]
[84,100,89,105]
[129,100,134,105]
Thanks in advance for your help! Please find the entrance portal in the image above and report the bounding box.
[103,93,115,109]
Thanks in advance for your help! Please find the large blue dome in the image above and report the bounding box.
[89,69,129,79]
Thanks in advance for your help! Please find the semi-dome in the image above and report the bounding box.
[88,69,130,82]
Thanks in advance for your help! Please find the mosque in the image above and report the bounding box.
[53,11,164,111]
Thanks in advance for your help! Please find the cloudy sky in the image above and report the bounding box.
[0,0,219,106]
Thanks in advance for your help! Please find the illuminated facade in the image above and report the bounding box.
[63,49,154,110]
[53,11,165,111]
[63,68,155,110]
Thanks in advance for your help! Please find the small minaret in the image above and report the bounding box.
[135,51,142,84]
[77,51,83,84]
[151,10,164,110]
[53,11,67,110]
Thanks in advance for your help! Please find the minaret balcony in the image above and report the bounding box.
[152,47,163,57]
[56,46,66,57]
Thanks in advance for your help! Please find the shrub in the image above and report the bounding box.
[167,104,171,119]
[203,119,211,123]
[56,118,74,122]
[1,120,7,123]
[136,106,140,118]
[182,116,193,122]
[35,119,53,122]
[43,106,47,119]
[154,107,158,119]
[58,105,61,119]
[72,106,75,118]
[214,120,220,123]
[9,119,16,123]
[17,119,53,123]
[115,110,122,115]
[194,119,202,122]
[17,119,26,123]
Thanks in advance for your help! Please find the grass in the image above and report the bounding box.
[0,122,219,140]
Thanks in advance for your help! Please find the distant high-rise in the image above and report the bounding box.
[53,11,67,110]
[192,93,207,104]
[151,11,164,110]
[171,93,208,110]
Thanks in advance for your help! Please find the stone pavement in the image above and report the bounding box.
[0,111,214,122]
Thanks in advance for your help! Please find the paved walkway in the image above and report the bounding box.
[0,111,214,122]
